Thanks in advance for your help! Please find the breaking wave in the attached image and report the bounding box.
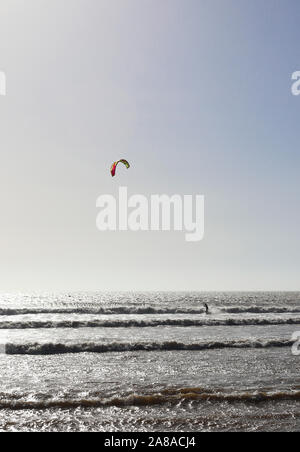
[0,386,299,410]
[1,317,300,329]
[4,338,293,355]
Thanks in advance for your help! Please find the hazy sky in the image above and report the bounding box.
[0,0,299,291]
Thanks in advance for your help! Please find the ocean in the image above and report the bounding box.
[0,292,299,432]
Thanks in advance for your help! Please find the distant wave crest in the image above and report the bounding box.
[1,306,300,316]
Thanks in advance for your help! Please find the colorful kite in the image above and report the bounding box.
[110,159,130,177]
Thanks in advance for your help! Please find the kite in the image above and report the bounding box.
[110,159,130,177]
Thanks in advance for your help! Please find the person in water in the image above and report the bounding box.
[204,303,209,314]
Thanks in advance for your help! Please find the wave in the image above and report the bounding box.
[1,306,300,316]
[4,338,294,355]
[0,387,299,410]
[221,307,300,314]
[1,317,300,329]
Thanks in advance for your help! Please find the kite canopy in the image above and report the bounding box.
[110,159,130,177]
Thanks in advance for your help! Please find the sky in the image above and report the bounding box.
[0,0,299,291]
